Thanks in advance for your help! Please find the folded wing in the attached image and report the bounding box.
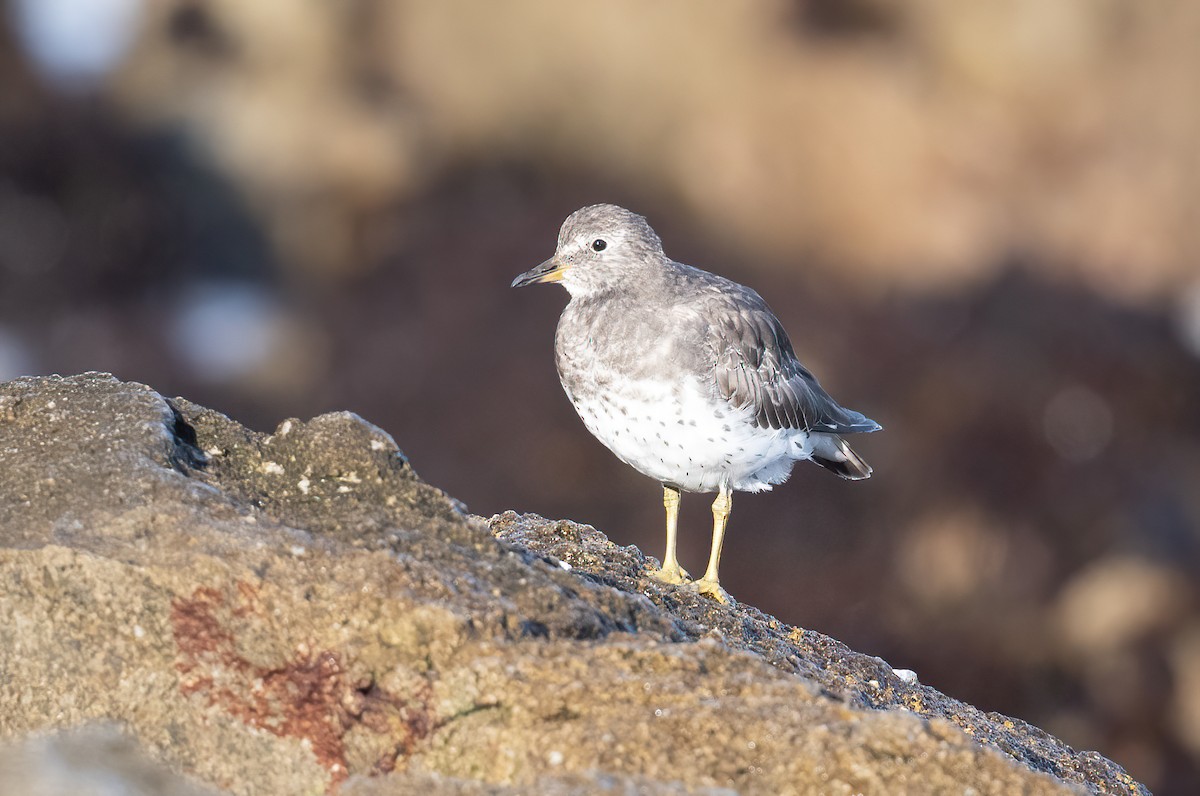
[706,285,881,434]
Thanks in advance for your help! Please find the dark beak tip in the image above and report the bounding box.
[511,257,560,288]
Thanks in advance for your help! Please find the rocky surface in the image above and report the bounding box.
[0,373,1147,795]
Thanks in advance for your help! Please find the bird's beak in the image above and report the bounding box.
[511,257,569,288]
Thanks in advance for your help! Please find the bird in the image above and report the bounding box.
[512,204,881,603]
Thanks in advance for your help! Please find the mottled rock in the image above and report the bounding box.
[0,374,1146,795]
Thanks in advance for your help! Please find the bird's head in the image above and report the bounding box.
[511,204,665,297]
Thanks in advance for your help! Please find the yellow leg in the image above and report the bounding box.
[694,486,732,603]
[650,485,688,584]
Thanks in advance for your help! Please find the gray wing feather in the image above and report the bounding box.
[707,285,881,434]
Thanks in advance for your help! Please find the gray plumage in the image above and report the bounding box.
[514,203,880,493]
[512,203,881,599]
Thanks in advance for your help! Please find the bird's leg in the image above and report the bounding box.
[650,485,689,584]
[694,486,732,603]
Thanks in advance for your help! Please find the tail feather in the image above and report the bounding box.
[810,434,872,480]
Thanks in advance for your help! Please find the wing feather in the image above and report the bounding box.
[705,285,881,434]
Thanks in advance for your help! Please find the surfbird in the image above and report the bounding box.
[512,204,881,602]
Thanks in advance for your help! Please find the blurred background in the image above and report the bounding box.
[1,0,1198,791]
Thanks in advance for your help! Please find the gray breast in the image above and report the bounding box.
[558,294,674,390]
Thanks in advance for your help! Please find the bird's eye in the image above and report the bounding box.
[591,239,607,252]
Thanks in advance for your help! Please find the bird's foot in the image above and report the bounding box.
[690,578,732,604]
[649,562,690,585]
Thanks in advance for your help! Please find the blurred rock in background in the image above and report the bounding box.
[0,0,1197,792]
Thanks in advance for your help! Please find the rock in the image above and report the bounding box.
[0,373,1146,795]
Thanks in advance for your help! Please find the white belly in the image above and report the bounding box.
[565,376,803,493]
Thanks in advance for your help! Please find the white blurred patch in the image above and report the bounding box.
[1176,280,1200,360]
[1042,385,1113,463]
[169,283,289,384]
[0,326,34,381]
[9,0,145,89]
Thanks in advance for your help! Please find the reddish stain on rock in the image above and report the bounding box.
[170,584,435,789]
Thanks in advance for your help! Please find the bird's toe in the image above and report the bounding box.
[649,564,690,585]
[691,578,732,604]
